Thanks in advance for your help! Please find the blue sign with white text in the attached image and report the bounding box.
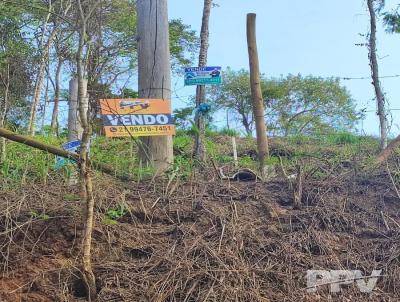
[184,66,222,86]
[55,140,81,169]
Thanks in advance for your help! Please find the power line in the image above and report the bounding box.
[341,74,400,80]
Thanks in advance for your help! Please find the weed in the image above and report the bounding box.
[102,206,128,225]
[173,133,192,156]
[216,154,234,163]
[30,211,50,221]
[63,193,81,202]
[324,132,359,145]
[239,155,256,169]
[218,127,239,137]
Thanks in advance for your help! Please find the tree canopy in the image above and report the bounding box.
[210,69,358,136]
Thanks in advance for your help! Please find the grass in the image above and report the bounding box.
[0,130,382,187]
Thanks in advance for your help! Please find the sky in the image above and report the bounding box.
[168,0,400,136]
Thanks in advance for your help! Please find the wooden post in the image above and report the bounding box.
[137,0,173,174]
[232,136,238,168]
[246,13,269,177]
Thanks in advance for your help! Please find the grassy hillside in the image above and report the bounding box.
[1,132,400,301]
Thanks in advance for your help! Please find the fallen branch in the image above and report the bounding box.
[0,127,134,182]
[376,135,400,165]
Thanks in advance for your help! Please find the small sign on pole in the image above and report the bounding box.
[99,99,176,137]
[184,66,222,86]
[55,140,80,169]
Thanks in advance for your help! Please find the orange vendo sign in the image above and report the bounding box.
[99,99,176,137]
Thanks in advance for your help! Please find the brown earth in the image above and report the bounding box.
[0,162,399,301]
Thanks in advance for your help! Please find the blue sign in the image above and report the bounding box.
[55,140,81,169]
[184,66,222,86]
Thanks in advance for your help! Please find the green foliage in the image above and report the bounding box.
[0,9,34,126]
[205,127,218,137]
[218,127,239,137]
[238,155,257,169]
[1,136,61,187]
[211,69,358,136]
[324,132,360,145]
[169,19,199,70]
[171,155,193,179]
[216,154,234,163]
[30,210,50,221]
[102,218,119,225]
[0,131,382,191]
[106,207,128,220]
[174,107,194,130]
[384,9,400,33]
[274,75,357,136]
[102,206,128,225]
[63,193,81,202]
[205,139,218,156]
[173,132,192,155]
[90,136,136,176]
[120,88,139,98]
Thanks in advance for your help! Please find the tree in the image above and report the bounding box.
[174,106,194,130]
[169,19,200,69]
[367,0,388,150]
[1,0,198,136]
[194,0,213,162]
[75,0,102,299]
[376,4,400,162]
[380,0,400,34]
[273,75,357,136]
[0,8,34,161]
[211,69,257,135]
[27,0,73,135]
[210,68,283,136]
[383,8,400,33]
[211,70,357,136]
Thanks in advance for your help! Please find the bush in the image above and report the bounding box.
[218,127,239,137]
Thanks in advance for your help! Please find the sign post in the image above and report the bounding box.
[184,66,222,86]
[99,98,176,138]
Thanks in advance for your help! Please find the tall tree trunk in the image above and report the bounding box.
[28,64,46,135]
[194,0,212,162]
[28,31,58,135]
[76,0,100,299]
[367,0,388,150]
[247,13,269,178]
[137,0,173,174]
[27,2,54,136]
[0,65,9,164]
[50,58,63,135]
[241,113,252,136]
[40,76,50,133]
[28,1,72,136]
[68,78,88,142]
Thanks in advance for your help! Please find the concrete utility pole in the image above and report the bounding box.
[68,77,88,142]
[246,13,269,178]
[194,0,213,162]
[137,0,173,173]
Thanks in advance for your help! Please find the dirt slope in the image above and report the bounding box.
[0,165,399,301]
